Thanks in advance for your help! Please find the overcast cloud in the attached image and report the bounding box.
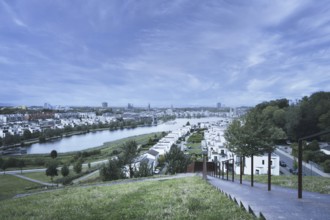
[0,0,330,107]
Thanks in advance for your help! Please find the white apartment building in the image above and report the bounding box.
[205,124,280,176]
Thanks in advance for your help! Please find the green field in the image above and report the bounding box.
[0,176,257,220]
[0,175,42,201]
[238,174,330,194]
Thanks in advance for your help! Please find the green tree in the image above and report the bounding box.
[1,159,9,174]
[225,108,286,186]
[158,155,166,166]
[165,145,191,174]
[73,159,83,174]
[50,150,58,159]
[46,161,58,182]
[323,160,330,173]
[134,161,152,178]
[100,159,124,181]
[61,164,70,177]
[306,140,320,151]
[23,129,32,140]
[120,140,138,178]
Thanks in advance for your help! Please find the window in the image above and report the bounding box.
[262,160,264,165]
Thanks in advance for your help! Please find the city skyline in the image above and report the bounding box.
[1,0,330,107]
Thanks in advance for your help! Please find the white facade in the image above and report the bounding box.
[205,123,281,176]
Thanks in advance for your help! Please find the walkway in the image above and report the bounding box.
[207,175,330,220]
[72,170,99,184]
[9,173,57,187]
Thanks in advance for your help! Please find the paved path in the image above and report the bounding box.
[207,175,330,220]
[9,173,57,187]
[72,170,100,184]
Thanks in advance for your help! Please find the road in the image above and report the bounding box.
[275,147,321,177]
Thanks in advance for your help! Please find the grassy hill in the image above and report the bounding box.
[0,176,257,220]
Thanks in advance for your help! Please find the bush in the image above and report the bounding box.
[323,160,330,173]
[73,160,83,174]
[61,164,70,177]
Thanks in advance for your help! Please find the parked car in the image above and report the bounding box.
[280,161,287,167]
[154,169,160,174]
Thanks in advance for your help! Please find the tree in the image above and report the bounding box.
[73,159,83,174]
[50,150,58,159]
[46,161,58,182]
[61,164,70,177]
[306,140,320,151]
[225,108,286,187]
[18,160,25,174]
[165,145,191,174]
[323,160,330,173]
[100,159,124,181]
[158,155,166,166]
[1,159,9,174]
[23,129,32,140]
[120,140,138,178]
[134,161,152,178]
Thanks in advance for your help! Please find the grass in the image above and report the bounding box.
[238,174,330,194]
[186,143,202,154]
[0,176,257,220]
[0,174,42,201]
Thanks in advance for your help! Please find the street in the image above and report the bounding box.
[275,146,320,176]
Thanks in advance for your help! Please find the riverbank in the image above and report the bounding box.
[1,132,162,170]
[0,123,159,155]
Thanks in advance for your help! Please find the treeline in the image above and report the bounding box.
[254,91,330,141]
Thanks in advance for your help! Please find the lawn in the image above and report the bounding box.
[186,142,202,154]
[0,174,42,201]
[0,176,257,220]
[238,174,330,194]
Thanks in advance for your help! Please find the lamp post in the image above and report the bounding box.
[298,130,330,198]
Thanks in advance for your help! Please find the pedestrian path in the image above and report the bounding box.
[207,175,330,220]
[10,173,57,187]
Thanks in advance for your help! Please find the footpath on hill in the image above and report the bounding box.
[13,173,196,199]
[207,175,330,220]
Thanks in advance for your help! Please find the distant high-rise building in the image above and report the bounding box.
[217,102,222,108]
[148,103,151,111]
[44,103,52,110]
[102,102,108,108]
[127,103,134,109]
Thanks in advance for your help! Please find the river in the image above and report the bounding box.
[26,117,222,154]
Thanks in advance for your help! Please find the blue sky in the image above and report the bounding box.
[0,0,329,107]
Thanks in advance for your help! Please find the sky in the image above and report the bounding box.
[0,0,330,108]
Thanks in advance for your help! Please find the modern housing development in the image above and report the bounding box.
[202,121,280,176]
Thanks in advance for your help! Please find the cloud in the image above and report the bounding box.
[1,0,28,27]
[0,0,329,107]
